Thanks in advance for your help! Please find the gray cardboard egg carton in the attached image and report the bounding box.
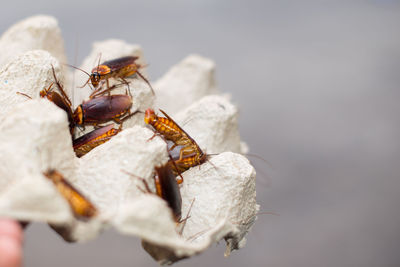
[0,15,259,264]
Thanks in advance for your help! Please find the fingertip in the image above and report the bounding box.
[0,236,22,267]
[0,219,23,244]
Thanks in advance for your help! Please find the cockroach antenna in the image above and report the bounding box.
[206,152,271,168]
[63,63,91,77]
[63,63,92,88]
[96,53,102,72]
[72,36,79,108]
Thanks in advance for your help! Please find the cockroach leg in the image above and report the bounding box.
[89,84,117,99]
[167,150,184,184]
[120,77,132,97]
[121,170,151,193]
[136,177,152,194]
[147,131,159,142]
[51,65,72,106]
[178,198,195,235]
[136,69,155,96]
[114,109,142,125]
[112,117,122,124]
[169,143,178,152]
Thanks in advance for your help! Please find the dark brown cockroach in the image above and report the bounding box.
[154,164,182,221]
[51,65,134,128]
[144,108,205,164]
[18,66,134,133]
[73,124,122,157]
[44,170,97,219]
[125,163,182,222]
[70,56,155,95]
[124,147,185,222]
[73,94,133,126]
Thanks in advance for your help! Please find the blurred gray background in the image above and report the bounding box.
[1,1,400,266]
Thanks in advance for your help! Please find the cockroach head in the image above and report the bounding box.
[90,72,101,87]
[144,108,156,124]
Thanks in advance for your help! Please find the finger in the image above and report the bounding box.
[0,219,23,243]
[0,219,23,267]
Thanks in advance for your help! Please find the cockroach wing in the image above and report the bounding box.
[73,124,115,149]
[102,56,139,72]
[82,95,132,122]
[155,165,182,221]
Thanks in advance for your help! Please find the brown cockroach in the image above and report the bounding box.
[144,108,204,163]
[44,170,97,219]
[145,109,269,178]
[69,56,155,95]
[41,75,76,135]
[17,70,76,135]
[73,124,122,157]
[167,143,207,178]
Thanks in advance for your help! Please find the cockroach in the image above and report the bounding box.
[167,142,207,177]
[41,80,76,135]
[42,65,76,135]
[44,170,97,219]
[169,153,207,177]
[52,74,134,127]
[153,164,182,221]
[48,65,133,128]
[70,56,155,95]
[17,80,75,135]
[125,164,182,222]
[146,109,269,178]
[18,66,135,133]
[54,65,135,127]
[73,94,133,126]
[73,124,122,157]
[144,108,204,163]
[124,147,185,221]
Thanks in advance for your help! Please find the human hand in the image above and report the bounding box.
[0,219,22,267]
